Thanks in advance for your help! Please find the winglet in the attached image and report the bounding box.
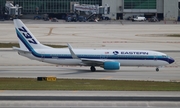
[67,43,79,59]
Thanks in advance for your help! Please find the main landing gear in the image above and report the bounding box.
[90,66,96,72]
[156,68,159,72]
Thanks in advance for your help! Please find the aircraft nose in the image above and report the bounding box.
[168,57,175,64]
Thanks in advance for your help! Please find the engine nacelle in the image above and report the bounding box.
[103,61,120,70]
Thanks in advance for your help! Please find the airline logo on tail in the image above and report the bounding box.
[18,26,37,44]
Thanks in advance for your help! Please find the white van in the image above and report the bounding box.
[132,16,146,21]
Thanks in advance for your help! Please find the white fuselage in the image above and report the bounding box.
[18,48,170,67]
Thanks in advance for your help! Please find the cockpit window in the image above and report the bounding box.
[162,55,167,57]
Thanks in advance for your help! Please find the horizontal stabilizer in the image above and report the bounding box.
[13,46,30,53]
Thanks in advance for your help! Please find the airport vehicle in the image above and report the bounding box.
[65,15,72,22]
[13,19,175,72]
[132,16,146,21]
[126,15,137,20]
[78,16,87,22]
[148,16,159,22]
[65,14,77,22]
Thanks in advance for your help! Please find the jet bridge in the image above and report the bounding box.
[73,3,110,21]
[5,1,22,19]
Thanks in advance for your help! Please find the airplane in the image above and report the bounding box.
[13,19,175,72]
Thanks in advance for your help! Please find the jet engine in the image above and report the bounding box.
[103,61,120,70]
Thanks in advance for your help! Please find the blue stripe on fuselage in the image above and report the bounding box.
[16,29,169,62]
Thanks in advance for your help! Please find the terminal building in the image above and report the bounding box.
[0,0,179,20]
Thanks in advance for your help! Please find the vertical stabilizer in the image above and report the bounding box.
[13,19,50,51]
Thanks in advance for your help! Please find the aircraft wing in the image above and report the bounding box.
[81,58,104,66]
[67,43,117,66]
[81,58,119,66]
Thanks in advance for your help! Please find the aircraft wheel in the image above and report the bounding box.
[156,68,159,72]
[90,66,96,72]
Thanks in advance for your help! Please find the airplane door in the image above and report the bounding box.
[154,56,156,61]
[41,52,45,62]
[154,55,157,61]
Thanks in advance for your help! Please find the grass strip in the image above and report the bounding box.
[0,78,180,91]
[0,43,67,48]
[167,34,180,37]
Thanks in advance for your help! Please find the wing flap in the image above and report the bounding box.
[81,58,104,66]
